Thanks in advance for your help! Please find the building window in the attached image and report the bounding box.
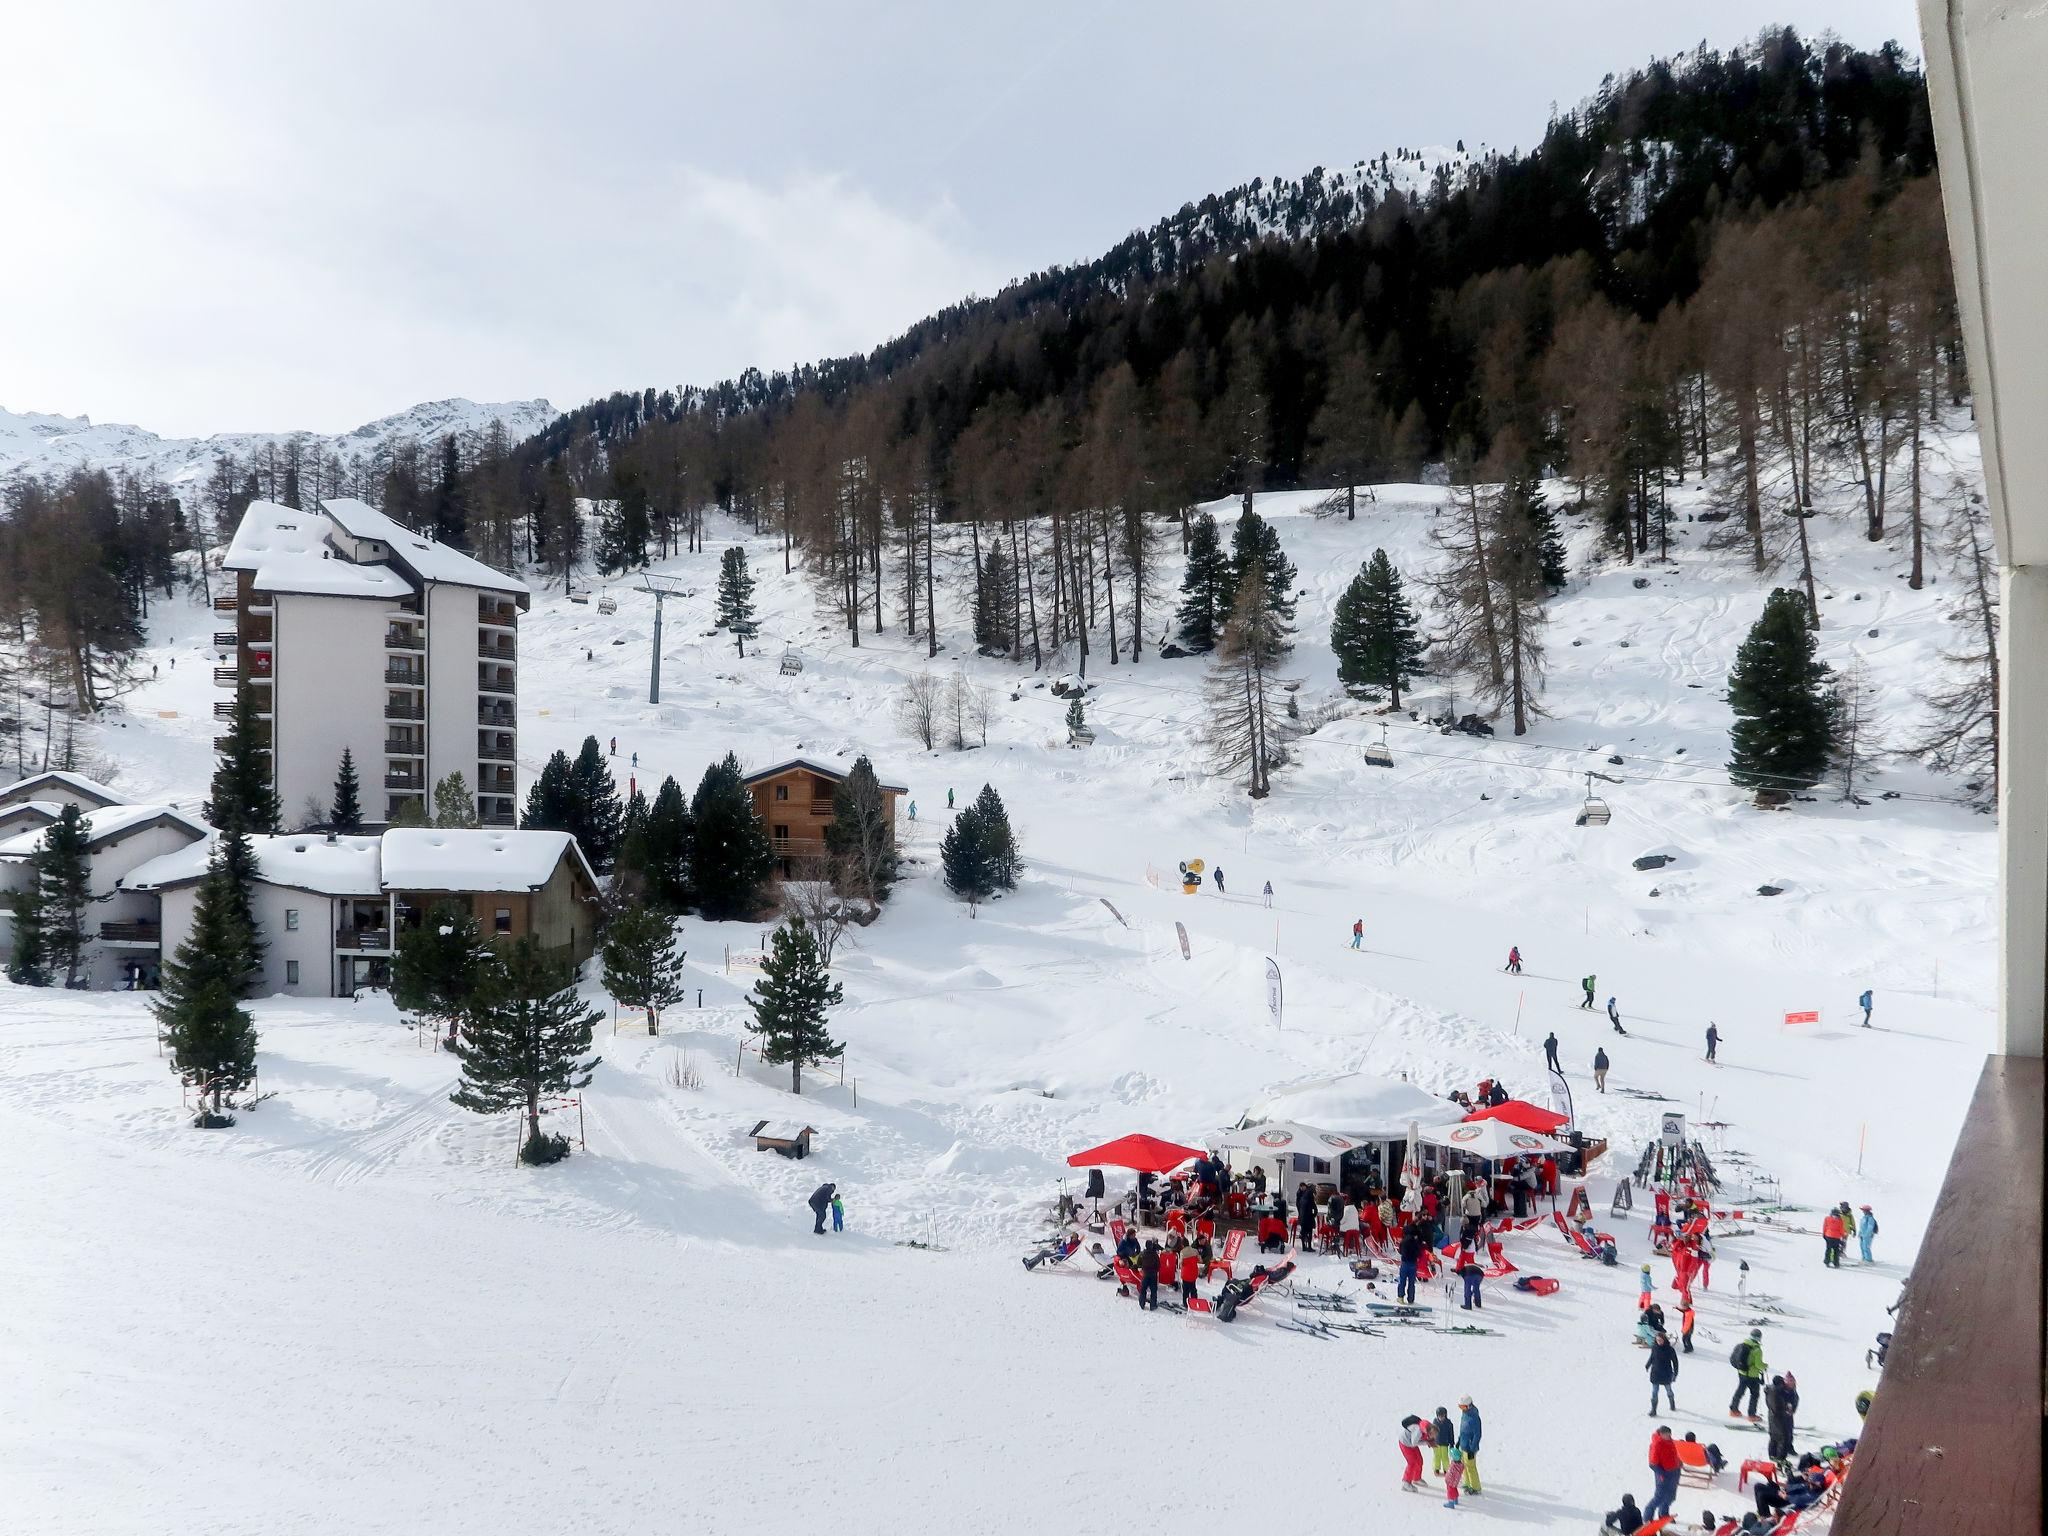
[286,960,300,985]
[285,909,300,931]
[495,908,512,934]
[775,784,789,801]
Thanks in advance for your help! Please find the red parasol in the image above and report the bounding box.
[1066,1134,1207,1173]
[1462,1099,1570,1135]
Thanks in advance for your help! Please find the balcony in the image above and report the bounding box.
[212,700,272,723]
[384,772,424,792]
[214,735,271,753]
[213,594,237,613]
[478,703,515,728]
[384,700,424,722]
[385,629,425,652]
[334,928,393,952]
[478,669,516,697]
[212,630,238,649]
[478,638,516,661]
[213,666,240,687]
[384,665,424,687]
[769,836,830,862]
[478,732,516,763]
[478,770,516,797]
[98,921,161,945]
[384,737,425,757]
[479,598,518,626]
[1830,1054,2042,1534]
[478,807,515,827]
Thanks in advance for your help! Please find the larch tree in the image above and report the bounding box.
[1915,483,2000,799]
[746,917,843,1094]
[1482,470,1552,736]
[1204,566,1295,799]
[450,939,601,1164]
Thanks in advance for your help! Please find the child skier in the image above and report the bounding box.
[1351,919,1364,950]
[830,1192,845,1232]
[1430,1407,1456,1477]
[1857,1205,1878,1263]
[1444,1447,1465,1508]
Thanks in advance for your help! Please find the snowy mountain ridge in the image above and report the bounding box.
[0,396,558,492]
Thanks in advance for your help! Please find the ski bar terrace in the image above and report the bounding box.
[1834,7,2048,1534]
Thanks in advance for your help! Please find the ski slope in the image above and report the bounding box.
[1,453,1995,1534]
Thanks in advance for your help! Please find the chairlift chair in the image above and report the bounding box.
[1576,770,1621,827]
[779,647,805,676]
[1363,724,1393,769]
[596,593,619,615]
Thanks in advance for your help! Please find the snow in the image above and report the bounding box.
[123,833,385,896]
[320,497,530,595]
[0,769,124,807]
[223,501,417,600]
[1248,1072,1461,1136]
[0,803,204,860]
[1,434,1997,1533]
[379,827,589,892]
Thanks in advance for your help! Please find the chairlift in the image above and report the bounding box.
[1576,770,1623,827]
[1363,723,1393,769]
[596,593,619,616]
[779,647,805,676]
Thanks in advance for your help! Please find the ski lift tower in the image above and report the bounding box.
[639,575,691,704]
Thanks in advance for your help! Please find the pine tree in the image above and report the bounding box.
[6,883,49,985]
[746,917,843,1094]
[688,752,774,920]
[971,783,1020,889]
[1229,509,1298,625]
[1175,512,1234,653]
[31,803,93,986]
[1728,588,1837,792]
[643,775,693,911]
[432,771,478,828]
[154,848,261,1123]
[521,750,574,833]
[600,902,688,1035]
[330,748,363,832]
[1065,694,1087,740]
[449,938,601,1164]
[1331,549,1427,704]
[939,788,1018,914]
[822,755,897,911]
[973,543,1016,655]
[716,546,758,656]
[432,435,468,549]
[393,900,489,1043]
[1528,479,1569,590]
[611,786,651,902]
[205,685,281,834]
[565,736,623,870]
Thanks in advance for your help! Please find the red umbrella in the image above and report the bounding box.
[1462,1099,1570,1135]
[1066,1134,1207,1173]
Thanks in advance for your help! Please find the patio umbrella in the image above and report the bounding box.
[1419,1119,1572,1161]
[1066,1134,1206,1173]
[1461,1099,1570,1135]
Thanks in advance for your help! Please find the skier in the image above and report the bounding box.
[1680,1298,1697,1354]
[1295,1181,1319,1253]
[631,751,638,769]
[1543,1032,1561,1072]
[1431,1407,1456,1478]
[1705,1022,1720,1063]
[1728,1329,1766,1420]
[1859,988,1874,1027]
[1593,1047,1610,1093]
[830,1191,845,1232]
[908,800,917,821]
[1398,1414,1428,1489]
[1351,918,1364,950]
[1820,1208,1846,1268]
[1608,997,1628,1036]
[1397,1224,1424,1303]
[1506,945,1522,973]
[946,787,954,811]
[1456,1396,1482,1494]
[1581,974,1597,1010]
[1213,866,1225,895]
[1136,1239,1162,1310]
[1643,1427,1682,1523]
[1444,1446,1465,1509]
[1857,1204,1878,1263]
[1765,1374,1799,1462]
[1647,1331,1680,1414]
[1262,879,1273,908]
[609,736,617,756]
[808,1181,836,1235]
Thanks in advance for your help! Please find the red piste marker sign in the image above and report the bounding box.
[1783,1009,1820,1026]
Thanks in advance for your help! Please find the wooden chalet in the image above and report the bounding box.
[742,756,905,878]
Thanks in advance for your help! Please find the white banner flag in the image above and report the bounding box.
[1548,1064,1575,1128]
[1265,958,1283,1030]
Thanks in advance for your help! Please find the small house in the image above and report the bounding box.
[751,1119,816,1159]
[742,756,905,879]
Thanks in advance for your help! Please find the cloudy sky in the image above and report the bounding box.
[4,0,1917,438]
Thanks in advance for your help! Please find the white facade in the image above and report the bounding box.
[155,882,370,998]
[220,499,528,830]
[0,804,209,988]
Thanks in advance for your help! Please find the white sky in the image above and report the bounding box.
[2,0,1918,438]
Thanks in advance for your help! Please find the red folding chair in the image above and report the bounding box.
[1210,1229,1246,1283]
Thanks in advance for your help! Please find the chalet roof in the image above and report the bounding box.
[0,800,63,832]
[380,827,596,894]
[0,804,208,862]
[320,498,529,599]
[751,1119,817,1142]
[122,833,384,896]
[0,770,125,810]
[222,501,414,600]
[742,756,908,795]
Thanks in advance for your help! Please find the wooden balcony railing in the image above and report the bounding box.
[212,630,239,649]
[1829,1054,2042,1535]
[334,929,392,951]
[213,594,238,612]
[478,734,516,762]
[98,921,161,944]
[213,666,240,686]
[477,640,516,660]
[769,836,829,862]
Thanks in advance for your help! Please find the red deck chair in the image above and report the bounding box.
[1675,1439,1716,1487]
[1210,1228,1246,1283]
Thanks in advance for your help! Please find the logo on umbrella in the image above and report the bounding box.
[1256,1130,1294,1148]
[1449,1126,1482,1142]
[1510,1133,1542,1150]
[1318,1134,1355,1151]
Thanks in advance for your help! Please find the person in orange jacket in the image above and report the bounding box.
[1643,1426,1683,1522]
[1820,1209,1847,1268]
[1178,1242,1202,1304]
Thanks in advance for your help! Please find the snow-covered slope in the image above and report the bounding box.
[2,444,1993,1533]
[0,396,556,492]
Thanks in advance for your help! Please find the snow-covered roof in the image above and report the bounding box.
[1244,1073,1453,1139]
[0,770,125,809]
[0,799,63,831]
[0,804,207,861]
[751,1119,816,1141]
[743,756,909,794]
[320,498,528,597]
[379,828,594,893]
[122,832,385,896]
[223,501,414,600]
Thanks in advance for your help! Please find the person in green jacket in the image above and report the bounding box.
[1728,1329,1766,1420]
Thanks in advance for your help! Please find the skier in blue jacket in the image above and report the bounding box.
[1457,1397,1483,1494]
[1857,1205,1878,1263]
[1858,988,1874,1028]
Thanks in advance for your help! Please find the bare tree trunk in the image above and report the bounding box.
[1739,402,1765,571]
[923,493,938,659]
[1464,485,1505,687]
[1020,521,1042,670]
[1100,515,1120,666]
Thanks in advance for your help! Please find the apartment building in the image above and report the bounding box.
[218,499,529,828]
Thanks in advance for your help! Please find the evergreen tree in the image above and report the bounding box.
[600,902,688,1035]
[565,736,623,870]
[390,796,430,828]
[715,546,758,656]
[1065,694,1087,739]
[432,771,478,828]
[822,755,897,911]
[392,900,489,1044]
[746,917,843,1094]
[594,471,651,574]
[642,775,693,911]
[521,750,575,833]
[1229,509,1298,625]
[1175,512,1234,653]
[688,752,774,919]
[154,847,261,1123]
[449,938,601,1164]
[971,783,1020,889]
[612,786,652,902]
[31,803,93,986]
[432,435,468,549]
[973,543,1016,655]
[1728,588,1838,791]
[330,748,363,832]
[941,805,995,912]
[205,685,281,834]
[1528,479,1569,589]
[6,884,49,985]
[1331,550,1428,705]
